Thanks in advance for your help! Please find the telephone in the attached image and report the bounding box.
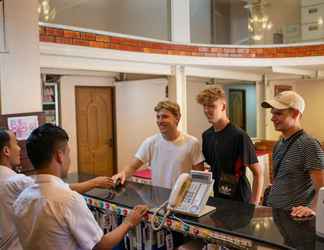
[151,171,215,230]
[168,173,192,210]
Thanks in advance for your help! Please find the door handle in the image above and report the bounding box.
[106,138,113,147]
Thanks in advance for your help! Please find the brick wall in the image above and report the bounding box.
[39,25,324,58]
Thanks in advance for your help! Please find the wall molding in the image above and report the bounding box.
[39,23,324,59]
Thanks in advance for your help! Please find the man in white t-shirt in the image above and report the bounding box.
[13,123,148,250]
[0,128,126,250]
[113,100,204,189]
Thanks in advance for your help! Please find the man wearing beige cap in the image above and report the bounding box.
[262,90,324,217]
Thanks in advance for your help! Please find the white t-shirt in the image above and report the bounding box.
[0,166,33,250]
[13,174,103,250]
[135,133,204,189]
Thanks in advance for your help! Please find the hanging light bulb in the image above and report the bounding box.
[262,16,269,23]
[38,0,56,21]
[252,34,263,41]
[248,0,272,43]
[318,17,324,25]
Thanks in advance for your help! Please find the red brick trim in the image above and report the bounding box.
[39,26,324,58]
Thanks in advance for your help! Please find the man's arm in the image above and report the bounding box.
[310,169,324,211]
[112,158,144,184]
[291,169,324,217]
[93,205,148,250]
[247,162,264,205]
[69,177,114,194]
[292,169,324,217]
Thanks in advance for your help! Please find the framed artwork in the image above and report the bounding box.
[274,85,292,96]
[228,89,246,130]
[0,112,45,173]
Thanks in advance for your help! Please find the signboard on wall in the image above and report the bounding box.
[0,112,45,173]
[7,115,38,140]
[274,85,293,96]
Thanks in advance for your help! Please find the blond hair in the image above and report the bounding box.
[154,100,181,118]
[196,87,225,105]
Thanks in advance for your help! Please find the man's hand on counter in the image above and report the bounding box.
[124,205,149,229]
[290,206,315,218]
[112,171,127,185]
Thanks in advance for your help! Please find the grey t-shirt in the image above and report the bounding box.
[269,132,324,209]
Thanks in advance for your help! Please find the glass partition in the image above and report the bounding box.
[191,0,322,45]
[39,0,324,45]
[38,0,170,40]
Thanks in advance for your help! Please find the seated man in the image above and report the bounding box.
[113,100,204,189]
[0,128,114,250]
[12,124,147,250]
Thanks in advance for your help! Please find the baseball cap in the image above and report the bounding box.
[261,91,305,114]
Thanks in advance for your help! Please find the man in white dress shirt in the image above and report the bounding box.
[13,123,147,250]
[0,129,27,250]
[0,127,138,250]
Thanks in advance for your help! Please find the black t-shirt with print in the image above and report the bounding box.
[202,123,258,202]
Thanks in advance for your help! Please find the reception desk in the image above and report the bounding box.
[130,151,271,195]
[66,174,324,250]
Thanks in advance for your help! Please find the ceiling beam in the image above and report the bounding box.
[272,66,316,77]
[185,66,262,81]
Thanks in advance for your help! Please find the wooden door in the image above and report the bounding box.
[76,87,115,177]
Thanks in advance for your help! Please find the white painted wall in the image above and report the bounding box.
[187,79,210,144]
[60,75,115,173]
[51,0,170,40]
[295,80,324,141]
[0,0,41,114]
[115,79,167,171]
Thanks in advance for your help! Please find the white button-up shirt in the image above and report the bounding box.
[0,165,33,250]
[13,174,103,250]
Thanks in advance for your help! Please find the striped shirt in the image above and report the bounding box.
[268,132,324,209]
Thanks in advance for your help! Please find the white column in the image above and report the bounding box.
[171,0,190,43]
[168,65,187,132]
[0,0,41,114]
[255,80,265,139]
[264,75,272,140]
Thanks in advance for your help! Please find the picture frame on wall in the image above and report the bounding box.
[0,112,45,173]
[274,85,292,96]
[228,89,246,131]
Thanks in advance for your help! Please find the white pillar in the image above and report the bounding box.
[256,80,265,139]
[264,75,272,140]
[169,65,187,132]
[0,0,41,114]
[171,0,191,43]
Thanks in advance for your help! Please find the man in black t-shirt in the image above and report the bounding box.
[197,87,263,204]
